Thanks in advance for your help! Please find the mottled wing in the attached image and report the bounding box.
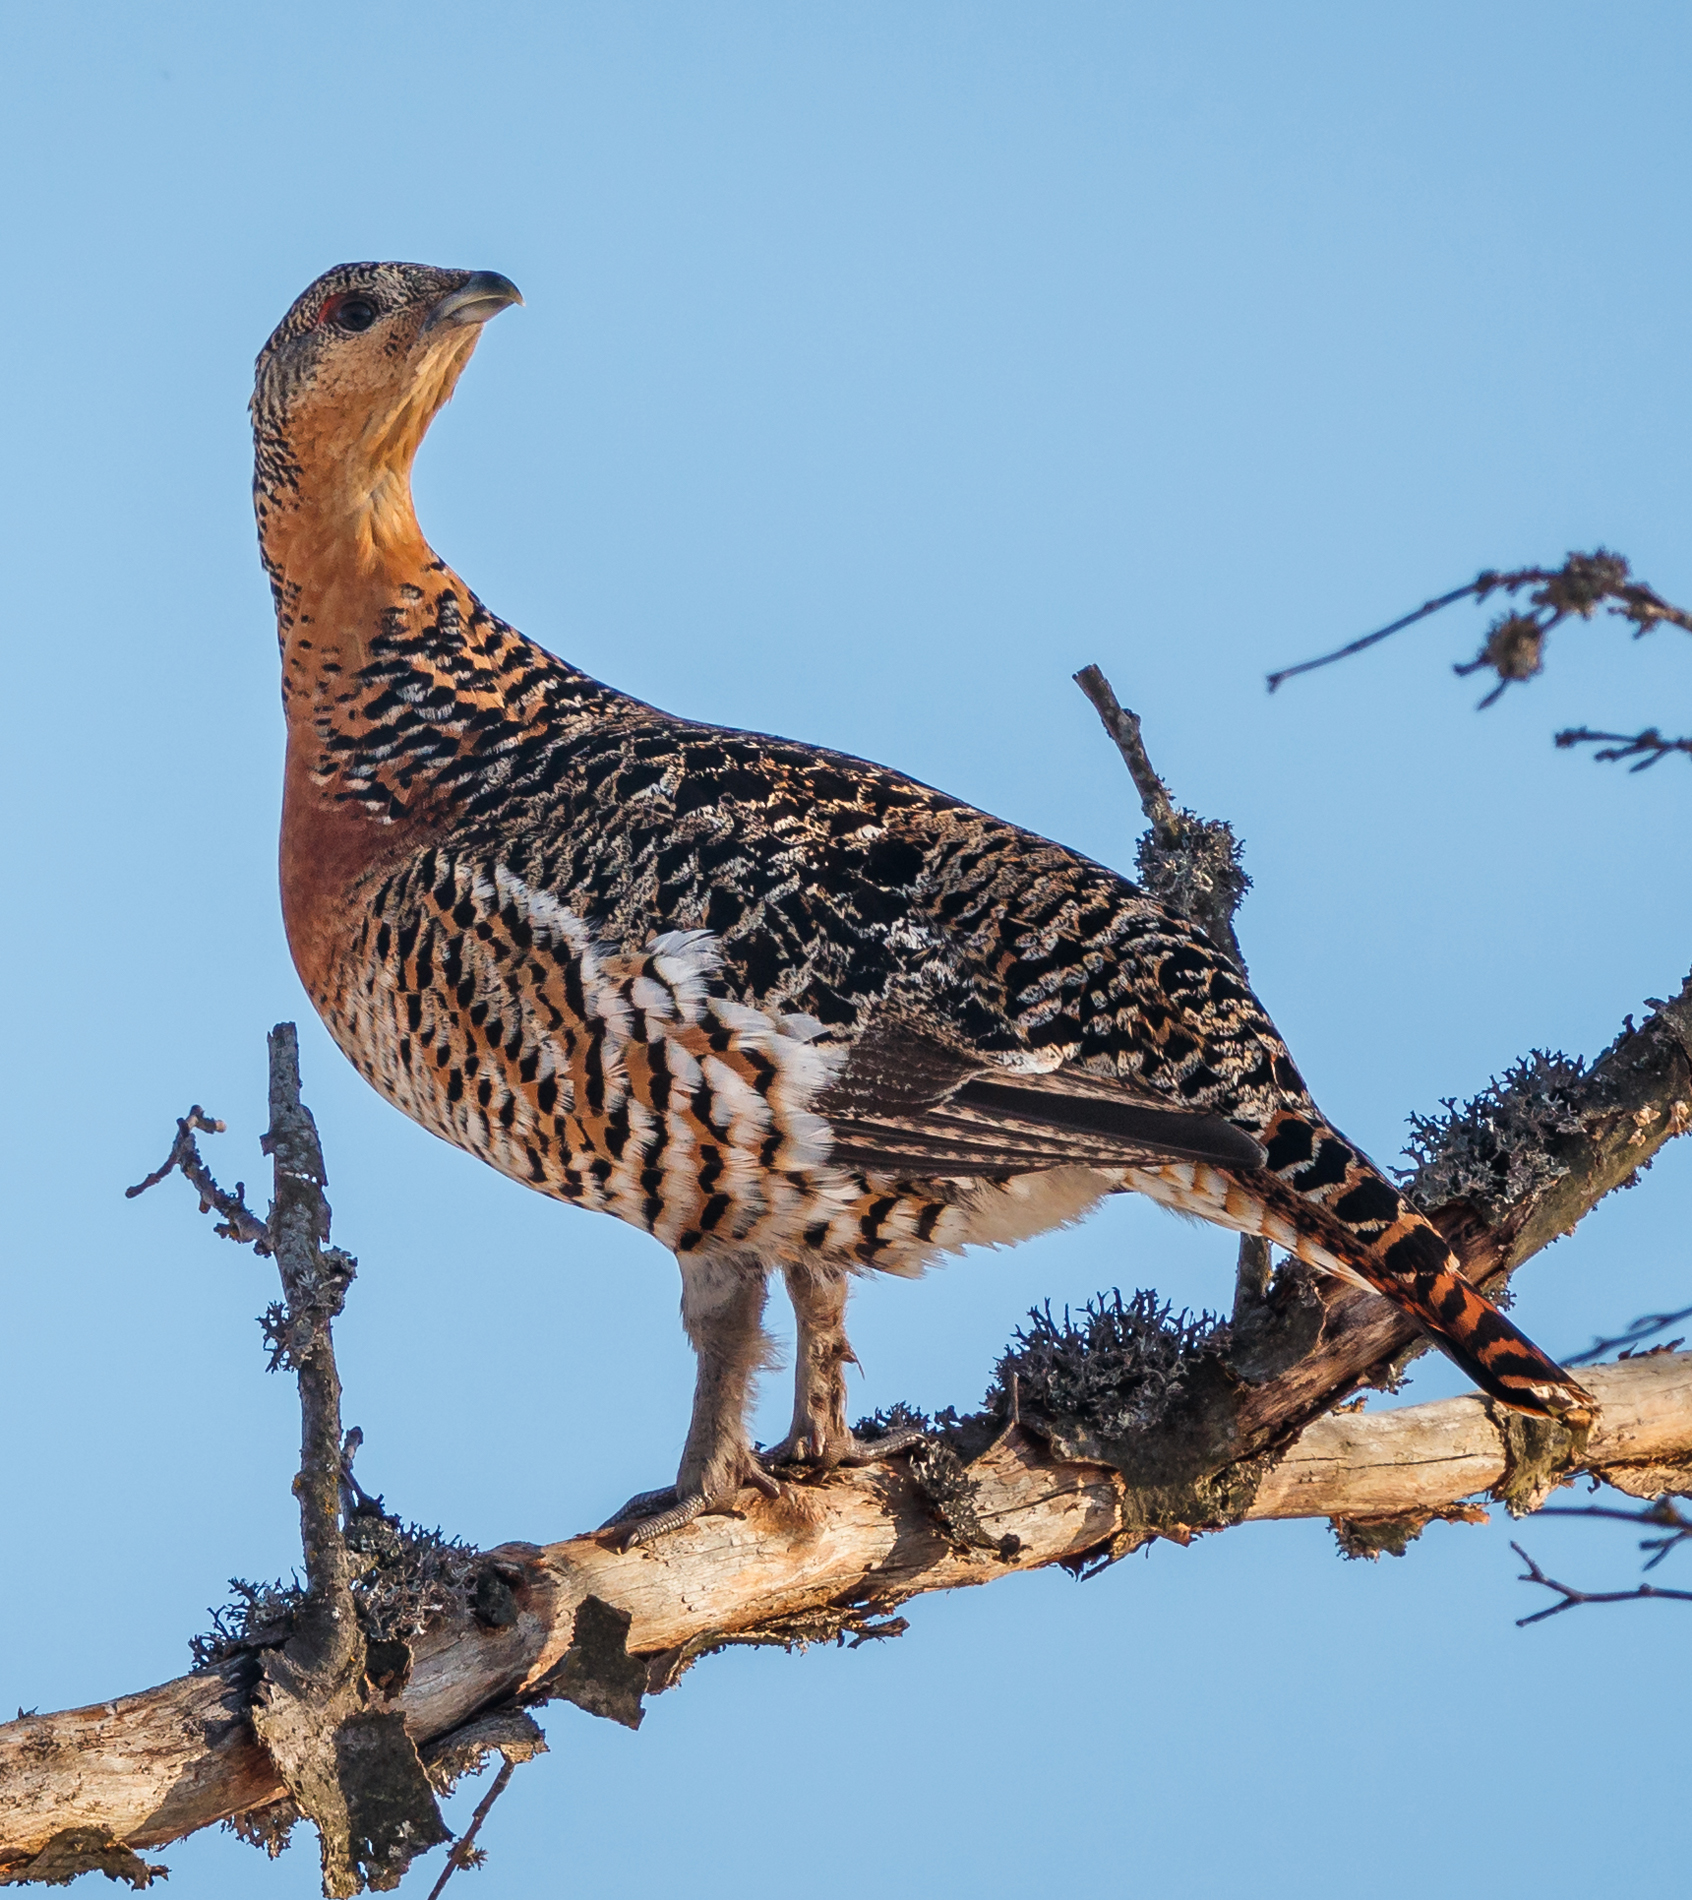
[816,1016,1266,1178]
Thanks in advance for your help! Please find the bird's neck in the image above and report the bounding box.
[257,423,443,675]
[256,424,627,998]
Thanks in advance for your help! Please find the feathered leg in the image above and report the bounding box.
[765,1262,926,1470]
[605,1252,780,1546]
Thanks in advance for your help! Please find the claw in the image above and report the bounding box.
[765,1425,929,1473]
[615,1489,712,1548]
[603,1457,782,1548]
[744,1456,782,1500]
[836,1425,927,1466]
[599,1485,679,1532]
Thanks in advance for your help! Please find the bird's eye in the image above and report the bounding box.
[334,296,379,332]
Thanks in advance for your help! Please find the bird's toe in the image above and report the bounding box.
[764,1423,928,1473]
[604,1450,781,1548]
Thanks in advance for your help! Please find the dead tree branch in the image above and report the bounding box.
[1566,1303,1692,1368]
[1554,726,1692,771]
[81,1029,451,1897]
[3,1346,1691,1872]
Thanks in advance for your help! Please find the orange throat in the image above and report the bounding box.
[264,472,467,1002]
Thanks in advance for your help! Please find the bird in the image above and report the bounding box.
[252,260,1593,1545]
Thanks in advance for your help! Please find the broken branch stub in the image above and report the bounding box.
[116,1026,455,1898]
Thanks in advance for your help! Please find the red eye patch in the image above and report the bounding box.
[315,292,380,334]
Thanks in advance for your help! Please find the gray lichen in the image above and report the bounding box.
[1397,1048,1592,1222]
[994,1290,1228,1439]
[1134,813,1252,967]
[0,1828,169,1890]
[191,1511,483,1671]
[225,1800,301,1860]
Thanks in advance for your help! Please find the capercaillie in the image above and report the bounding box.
[252,261,1592,1544]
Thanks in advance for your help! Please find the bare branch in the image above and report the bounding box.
[1265,581,1480,692]
[1555,726,1692,770]
[1073,664,1252,974]
[1565,1303,1692,1368]
[125,1106,268,1248]
[1535,1497,1692,1572]
[1073,664,1179,839]
[423,1761,514,1900]
[1266,549,1692,747]
[1511,1542,1692,1626]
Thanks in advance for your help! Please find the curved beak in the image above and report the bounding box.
[424,271,524,332]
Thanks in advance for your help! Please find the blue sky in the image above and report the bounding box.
[3,5,1690,1895]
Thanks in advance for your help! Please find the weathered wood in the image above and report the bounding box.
[4,1350,1688,1871]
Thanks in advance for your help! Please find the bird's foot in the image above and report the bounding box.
[600,1455,781,1549]
[763,1422,929,1474]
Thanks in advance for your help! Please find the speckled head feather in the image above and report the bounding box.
[253,262,481,427]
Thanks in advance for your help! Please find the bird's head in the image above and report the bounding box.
[252,261,522,545]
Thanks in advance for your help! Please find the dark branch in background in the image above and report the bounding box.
[1536,1497,1692,1572]
[1511,1542,1692,1627]
[1266,549,1692,763]
[1565,1302,1692,1369]
[422,1762,514,1900]
[1511,1489,1692,1626]
[1555,727,1692,772]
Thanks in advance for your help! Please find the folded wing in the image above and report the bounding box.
[816,1018,1265,1178]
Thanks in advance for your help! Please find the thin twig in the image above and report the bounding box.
[1565,1302,1692,1367]
[1535,1498,1692,1572]
[1511,1542,1692,1626]
[1554,726,1692,771]
[1265,551,1692,724]
[1073,664,1179,838]
[424,1759,516,1900]
[125,1106,270,1249]
[1265,582,1479,692]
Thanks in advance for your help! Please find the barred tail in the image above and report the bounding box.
[1305,1195,1592,1421]
[1122,1112,1595,1422]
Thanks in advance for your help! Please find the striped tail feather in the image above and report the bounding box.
[1122,1113,1595,1422]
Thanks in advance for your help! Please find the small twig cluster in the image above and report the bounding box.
[1554,726,1692,772]
[1266,548,1692,764]
[1536,1496,1692,1573]
[1512,1536,1692,1627]
[1073,664,1252,972]
[126,1107,268,1248]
